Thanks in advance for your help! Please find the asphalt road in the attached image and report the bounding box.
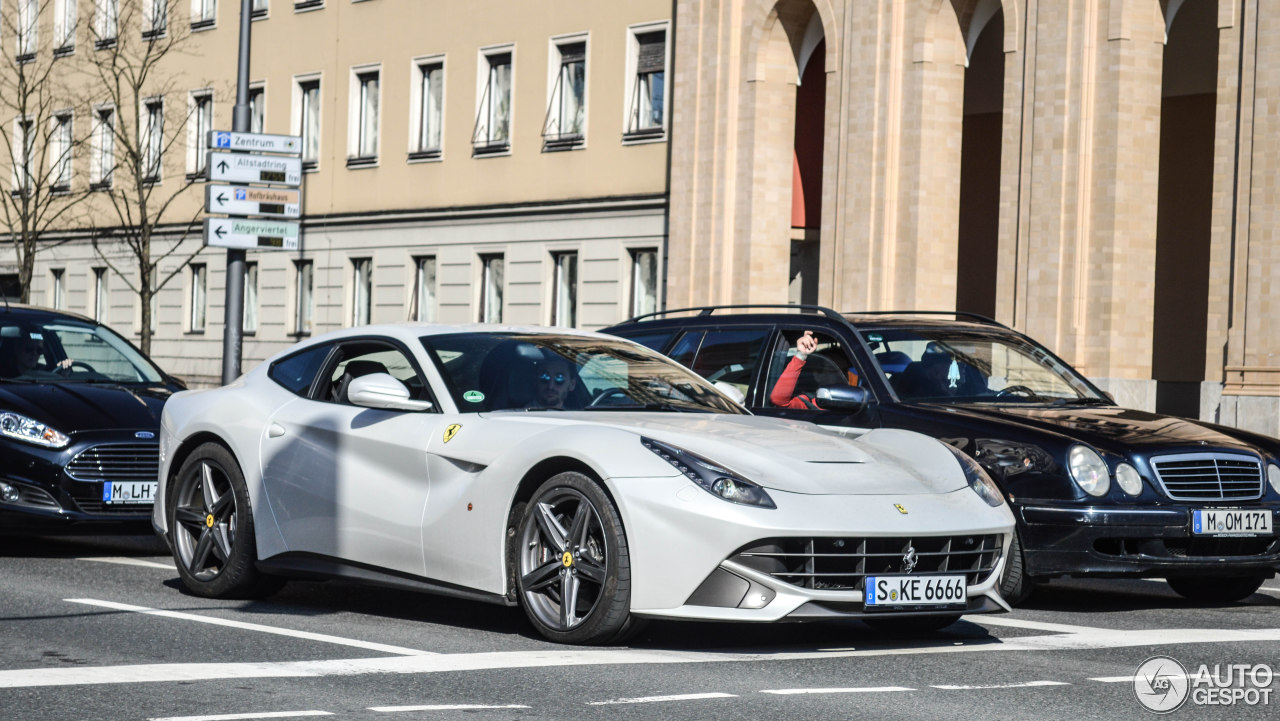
[1,534,1277,721]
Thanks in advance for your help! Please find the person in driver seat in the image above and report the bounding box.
[769,330,856,409]
[528,353,579,410]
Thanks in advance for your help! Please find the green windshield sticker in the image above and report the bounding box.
[866,333,883,342]
[463,390,485,403]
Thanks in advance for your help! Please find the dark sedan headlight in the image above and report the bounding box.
[642,437,776,509]
[1068,444,1110,497]
[945,444,1005,507]
[1269,463,1280,495]
[0,411,69,448]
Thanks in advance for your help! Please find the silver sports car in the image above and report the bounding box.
[153,324,1014,644]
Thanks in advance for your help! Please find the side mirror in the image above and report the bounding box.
[815,385,870,413]
[347,373,434,412]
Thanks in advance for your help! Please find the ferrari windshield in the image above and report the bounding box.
[860,327,1107,405]
[421,333,747,414]
[0,317,164,384]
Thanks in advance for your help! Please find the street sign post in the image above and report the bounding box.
[205,184,301,218]
[204,218,300,250]
[208,130,302,155]
[206,151,303,186]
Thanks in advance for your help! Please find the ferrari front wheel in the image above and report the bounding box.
[517,472,632,644]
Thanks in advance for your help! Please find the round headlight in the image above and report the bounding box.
[1115,463,1143,496]
[1269,464,1280,495]
[1068,445,1110,497]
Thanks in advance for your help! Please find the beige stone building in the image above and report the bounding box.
[5,0,1280,437]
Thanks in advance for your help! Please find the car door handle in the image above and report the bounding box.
[268,423,286,438]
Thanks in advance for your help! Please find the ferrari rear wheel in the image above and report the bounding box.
[169,442,279,599]
[517,472,632,644]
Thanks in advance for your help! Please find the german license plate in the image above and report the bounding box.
[103,482,157,504]
[864,574,966,610]
[1192,509,1273,536]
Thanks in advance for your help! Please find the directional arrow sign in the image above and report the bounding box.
[204,218,300,250]
[206,151,302,186]
[207,130,302,155]
[205,184,301,218]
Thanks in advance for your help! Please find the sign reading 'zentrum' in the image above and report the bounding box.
[208,130,302,155]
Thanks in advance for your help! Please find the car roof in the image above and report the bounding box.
[0,303,98,325]
[604,305,1012,335]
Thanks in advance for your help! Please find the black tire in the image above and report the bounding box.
[1166,574,1266,603]
[998,529,1036,605]
[168,442,280,599]
[516,471,632,644]
[863,614,963,634]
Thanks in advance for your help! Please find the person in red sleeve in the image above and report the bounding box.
[769,330,854,409]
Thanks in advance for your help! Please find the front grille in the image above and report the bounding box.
[66,442,159,482]
[1150,453,1264,501]
[733,535,1002,591]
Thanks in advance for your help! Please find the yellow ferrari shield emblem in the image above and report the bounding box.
[443,424,462,443]
[894,504,908,515]
[205,514,215,528]
[561,551,574,567]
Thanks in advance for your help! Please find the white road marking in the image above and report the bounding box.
[1090,674,1191,684]
[3,621,1278,689]
[587,692,737,705]
[78,556,175,570]
[970,617,1104,634]
[931,681,1071,690]
[761,687,913,695]
[65,599,433,656]
[149,712,333,721]
[369,705,530,713]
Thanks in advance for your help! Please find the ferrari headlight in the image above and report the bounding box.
[1268,463,1280,495]
[1115,463,1143,496]
[944,444,1005,507]
[641,437,776,509]
[1068,445,1110,497]
[0,411,69,448]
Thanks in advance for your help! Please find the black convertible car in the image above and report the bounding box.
[0,305,185,534]
[603,306,1280,604]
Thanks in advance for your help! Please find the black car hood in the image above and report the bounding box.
[906,402,1258,454]
[0,382,174,434]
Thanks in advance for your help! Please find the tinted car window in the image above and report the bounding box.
[764,329,860,409]
[268,344,331,396]
[619,331,675,353]
[323,341,433,405]
[687,329,770,401]
[0,317,163,383]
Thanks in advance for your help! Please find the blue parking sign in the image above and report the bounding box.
[214,132,232,148]
[235,188,246,200]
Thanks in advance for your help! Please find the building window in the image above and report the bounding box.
[479,254,503,323]
[473,50,512,156]
[50,269,65,309]
[296,77,321,169]
[54,0,77,53]
[191,0,216,27]
[188,91,213,177]
[351,258,372,326]
[249,86,265,133]
[95,0,119,47]
[551,251,577,327]
[50,113,73,193]
[294,0,322,11]
[142,98,164,183]
[348,68,379,166]
[543,40,585,151]
[410,60,443,160]
[91,107,115,190]
[16,0,38,62]
[93,267,108,321]
[11,117,33,195]
[626,28,667,140]
[630,248,658,317]
[411,256,436,322]
[144,0,167,38]
[294,259,313,335]
[251,0,267,17]
[189,264,206,331]
[243,262,258,333]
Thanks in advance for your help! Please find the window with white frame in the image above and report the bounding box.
[625,28,667,139]
[187,91,213,177]
[55,0,78,52]
[16,0,38,61]
[243,262,259,333]
[93,267,108,321]
[51,113,73,192]
[550,251,577,327]
[294,259,313,334]
[295,77,321,168]
[543,39,586,150]
[410,59,443,159]
[11,117,33,195]
[142,98,164,182]
[348,68,380,165]
[95,0,119,45]
[630,248,659,316]
[411,255,436,322]
[189,264,206,331]
[251,0,267,17]
[50,269,65,309]
[478,253,503,323]
[91,107,115,189]
[191,0,216,27]
[144,0,168,37]
[351,258,372,326]
[472,49,512,155]
[249,86,265,133]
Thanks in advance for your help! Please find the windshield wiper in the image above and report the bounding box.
[1051,397,1113,407]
